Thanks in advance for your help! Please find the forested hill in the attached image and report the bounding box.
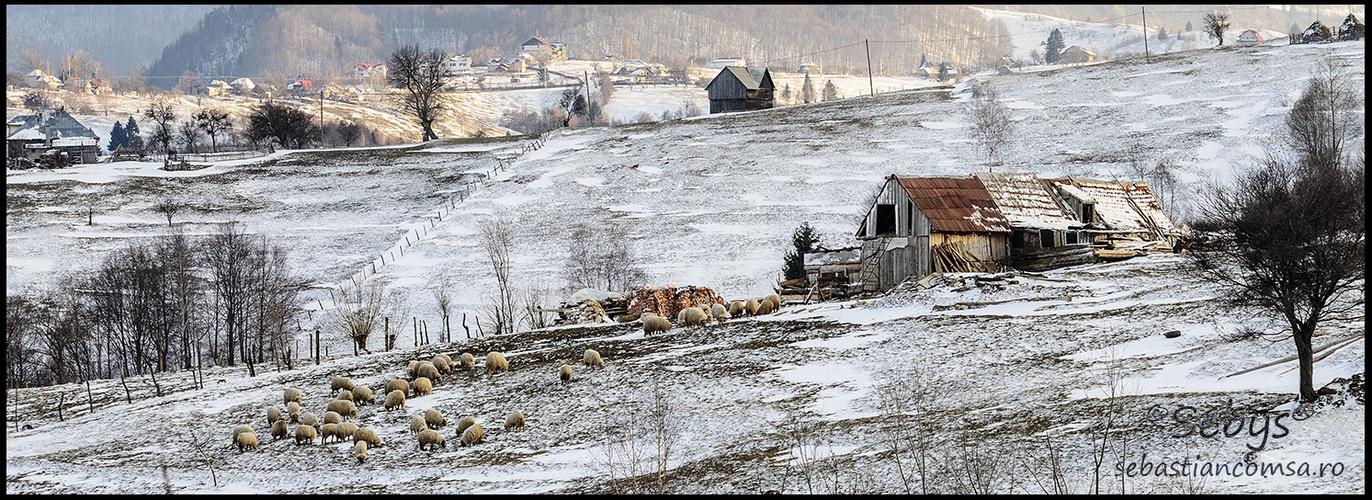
[143,4,1012,86]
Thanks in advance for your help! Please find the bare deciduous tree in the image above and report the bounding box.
[479,217,517,336]
[563,222,649,294]
[967,82,1014,170]
[387,45,448,142]
[1202,11,1231,46]
[331,279,388,355]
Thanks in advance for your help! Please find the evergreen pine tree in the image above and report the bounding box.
[822,80,840,101]
[782,222,818,281]
[1156,26,1168,42]
[781,83,791,104]
[801,73,815,104]
[1186,20,1193,32]
[125,116,145,153]
[1045,29,1066,64]
[108,120,127,154]
[938,63,949,82]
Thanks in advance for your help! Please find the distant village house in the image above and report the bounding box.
[520,36,566,61]
[6,108,101,164]
[705,66,774,113]
[1237,29,1265,43]
[1059,46,1097,64]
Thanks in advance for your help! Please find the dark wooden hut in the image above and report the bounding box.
[705,66,775,113]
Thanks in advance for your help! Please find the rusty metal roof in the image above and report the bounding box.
[896,176,1012,233]
[973,172,1081,230]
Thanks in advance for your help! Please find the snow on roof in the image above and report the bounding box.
[6,109,100,141]
[1063,178,1175,233]
[803,247,861,266]
[973,172,1080,230]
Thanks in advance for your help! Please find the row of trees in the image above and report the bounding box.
[7,222,307,389]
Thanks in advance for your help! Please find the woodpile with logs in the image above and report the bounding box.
[626,285,725,320]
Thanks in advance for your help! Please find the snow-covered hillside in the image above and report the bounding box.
[5,35,1365,494]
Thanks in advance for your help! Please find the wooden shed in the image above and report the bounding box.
[973,172,1093,271]
[1044,178,1179,244]
[855,175,1012,293]
[705,66,775,113]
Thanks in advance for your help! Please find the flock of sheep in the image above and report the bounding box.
[644,294,783,334]
[230,292,783,462]
[230,348,605,463]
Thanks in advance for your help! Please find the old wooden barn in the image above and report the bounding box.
[705,66,775,113]
[973,172,1093,271]
[855,175,1012,293]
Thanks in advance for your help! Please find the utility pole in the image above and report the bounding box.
[1142,7,1150,64]
[319,89,325,146]
[584,71,592,122]
[865,39,874,97]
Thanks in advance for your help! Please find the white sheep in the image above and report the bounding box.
[505,411,526,431]
[321,423,340,444]
[432,354,452,374]
[322,411,342,426]
[424,408,447,429]
[331,376,355,394]
[409,414,427,435]
[728,300,747,317]
[416,361,441,382]
[642,313,672,335]
[326,399,359,418]
[232,424,254,446]
[757,294,782,315]
[287,401,302,423]
[458,352,476,371]
[336,389,354,402]
[559,364,573,384]
[267,407,281,426]
[384,389,406,411]
[294,424,317,445]
[353,427,381,448]
[299,411,319,428]
[406,360,421,378]
[460,423,484,446]
[583,349,604,368]
[352,386,375,405]
[710,303,729,323]
[354,440,367,464]
[337,422,358,442]
[678,306,710,327]
[745,298,760,316]
[412,377,433,397]
[486,352,508,372]
[385,378,409,398]
[417,429,447,450]
[271,419,288,441]
[235,430,258,452]
[455,416,476,435]
[283,387,302,405]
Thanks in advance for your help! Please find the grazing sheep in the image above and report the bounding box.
[455,416,476,435]
[458,353,476,371]
[486,352,508,372]
[583,349,604,368]
[352,386,375,406]
[267,407,282,425]
[417,429,447,450]
[505,411,526,431]
[294,424,317,445]
[232,425,254,446]
[354,440,367,464]
[711,303,729,323]
[326,399,359,418]
[406,360,421,378]
[321,423,340,444]
[353,427,381,448]
[745,298,760,316]
[287,401,302,423]
[757,294,782,315]
[299,411,319,428]
[460,423,484,446]
[385,378,409,398]
[432,354,452,374]
[424,408,447,429]
[642,313,672,335]
[729,300,747,317]
[235,430,258,452]
[271,419,288,441]
[678,306,710,327]
[336,389,354,402]
[384,389,406,411]
[559,364,573,384]
[409,414,427,435]
[337,422,359,442]
[283,387,302,405]
[323,411,342,426]
[412,377,433,396]
[331,376,355,394]
[416,361,441,382]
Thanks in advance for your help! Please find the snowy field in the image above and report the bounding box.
[5,27,1366,495]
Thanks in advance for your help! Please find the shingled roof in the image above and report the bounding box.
[895,176,1011,233]
[973,172,1080,230]
[6,108,99,142]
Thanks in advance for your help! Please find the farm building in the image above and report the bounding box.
[972,172,1093,271]
[1060,46,1097,64]
[855,175,1012,293]
[1044,178,1179,244]
[1237,29,1265,43]
[6,108,101,164]
[802,246,863,296]
[705,66,775,113]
